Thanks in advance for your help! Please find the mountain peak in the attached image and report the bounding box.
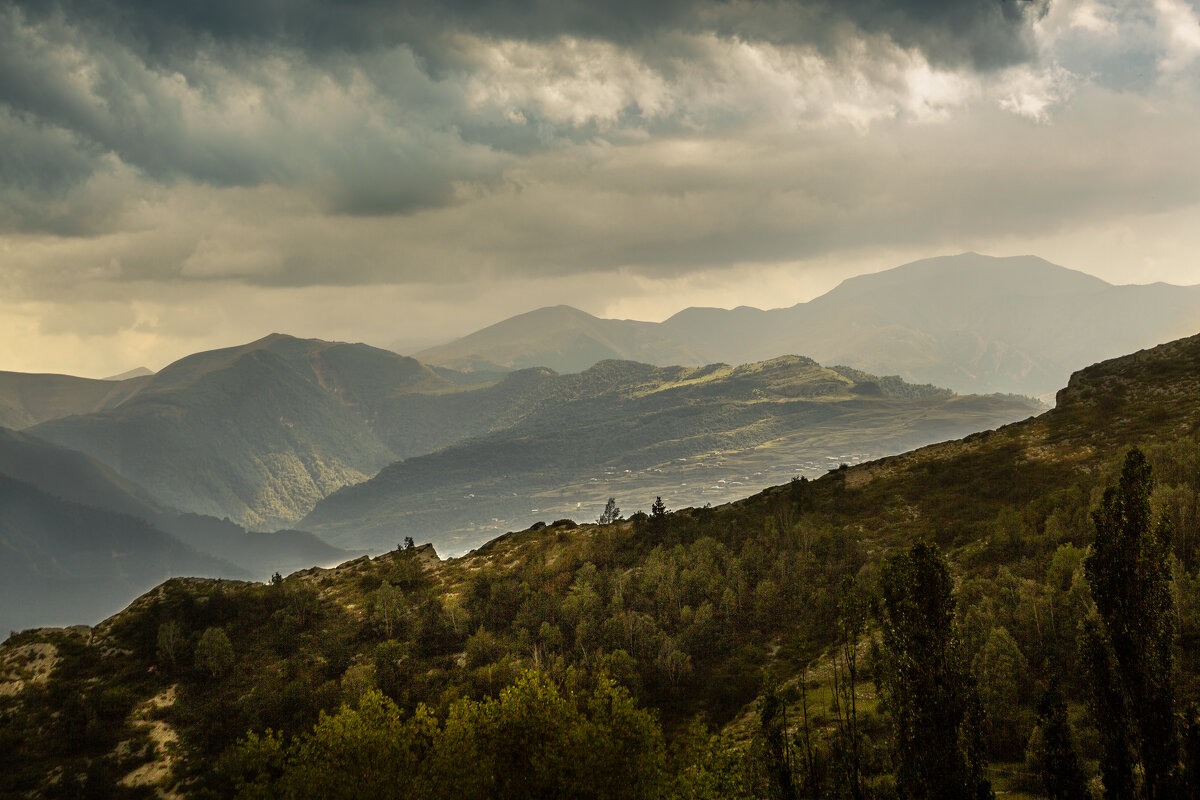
[822,253,1111,302]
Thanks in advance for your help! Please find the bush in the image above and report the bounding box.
[195,627,235,679]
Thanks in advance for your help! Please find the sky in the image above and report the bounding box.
[2,0,1199,377]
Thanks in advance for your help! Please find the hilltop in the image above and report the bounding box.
[412,304,704,373]
[28,335,452,528]
[6,332,1200,796]
[0,369,151,430]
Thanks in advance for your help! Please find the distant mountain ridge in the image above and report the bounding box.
[21,334,622,528]
[102,367,155,381]
[0,369,151,429]
[411,305,704,373]
[29,335,441,529]
[12,326,1041,538]
[415,253,1200,395]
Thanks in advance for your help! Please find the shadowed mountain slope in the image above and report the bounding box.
[0,473,243,634]
[0,428,355,630]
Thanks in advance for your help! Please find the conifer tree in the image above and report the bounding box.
[1082,448,1180,799]
[879,540,992,800]
[758,681,797,800]
[651,496,666,519]
[1030,681,1089,800]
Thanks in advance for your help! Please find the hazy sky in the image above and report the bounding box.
[2,0,1200,377]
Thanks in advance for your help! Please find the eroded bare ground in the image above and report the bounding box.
[0,642,60,697]
[118,686,183,799]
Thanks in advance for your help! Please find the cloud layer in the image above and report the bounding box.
[1,0,1199,375]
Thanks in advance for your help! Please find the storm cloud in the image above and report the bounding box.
[9,0,1043,67]
[0,0,1046,223]
[0,0,1199,376]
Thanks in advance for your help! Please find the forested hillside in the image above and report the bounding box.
[6,334,1200,797]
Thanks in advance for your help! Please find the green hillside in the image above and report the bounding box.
[7,332,1200,797]
[304,356,1037,552]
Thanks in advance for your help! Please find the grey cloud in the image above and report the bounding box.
[0,4,510,221]
[8,0,1043,71]
[0,0,1045,229]
[3,0,1196,297]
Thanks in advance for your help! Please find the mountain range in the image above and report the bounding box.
[7,324,1200,797]
[7,331,1033,545]
[5,250,1198,632]
[0,330,1040,630]
[413,253,1200,396]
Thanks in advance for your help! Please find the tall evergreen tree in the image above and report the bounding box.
[758,681,797,800]
[651,496,667,520]
[878,541,992,800]
[1030,681,1090,800]
[1082,448,1180,799]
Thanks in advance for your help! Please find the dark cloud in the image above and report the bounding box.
[1,0,1195,300]
[0,2,513,222]
[8,0,1042,70]
[0,0,1044,227]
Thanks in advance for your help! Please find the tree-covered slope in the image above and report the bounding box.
[7,333,1200,796]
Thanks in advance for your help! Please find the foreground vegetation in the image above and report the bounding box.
[6,333,1200,797]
